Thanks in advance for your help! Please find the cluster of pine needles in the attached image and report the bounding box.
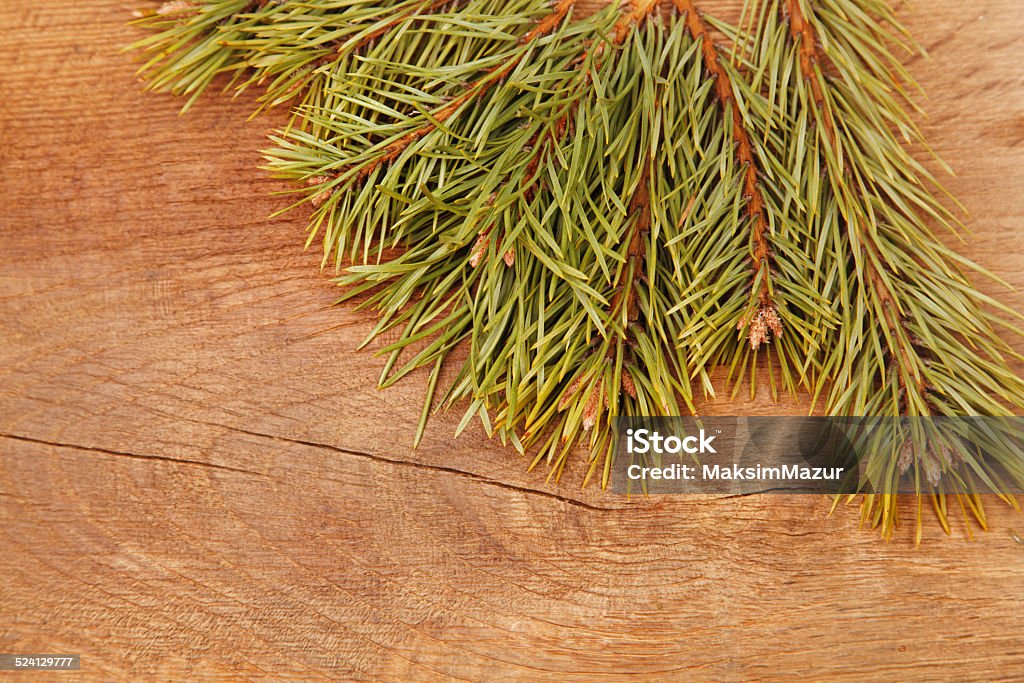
[130,0,1024,539]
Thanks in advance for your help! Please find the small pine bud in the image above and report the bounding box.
[503,248,515,267]
[898,438,914,475]
[922,448,942,488]
[469,231,490,268]
[748,312,768,350]
[763,304,782,337]
[747,304,782,349]
[582,383,603,431]
[307,176,334,208]
[558,374,585,411]
[621,370,637,398]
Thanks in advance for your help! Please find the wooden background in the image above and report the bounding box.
[3,0,1024,680]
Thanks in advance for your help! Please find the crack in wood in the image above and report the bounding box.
[224,425,622,513]
[1,433,269,478]
[2,429,620,512]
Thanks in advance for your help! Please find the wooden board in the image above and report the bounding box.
[2,1,1024,679]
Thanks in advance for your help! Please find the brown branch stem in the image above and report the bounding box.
[607,161,652,352]
[579,159,651,417]
[578,0,660,410]
[613,0,661,44]
[623,163,653,323]
[674,0,780,349]
[785,0,835,143]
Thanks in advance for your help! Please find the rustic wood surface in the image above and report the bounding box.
[3,0,1024,680]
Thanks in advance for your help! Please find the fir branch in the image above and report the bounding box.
[265,5,663,481]
[669,1,833,402]
[773,0,950,416]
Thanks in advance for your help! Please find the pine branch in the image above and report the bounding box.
[785,0,925,413]
[676,0,781,350]
[670,1,834,402]
[775,0,951,415]
[749,0,1024,536]
[271,4,676,481]
[129,0,1024,538]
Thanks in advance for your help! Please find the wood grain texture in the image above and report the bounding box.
[2,0,1024,680]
